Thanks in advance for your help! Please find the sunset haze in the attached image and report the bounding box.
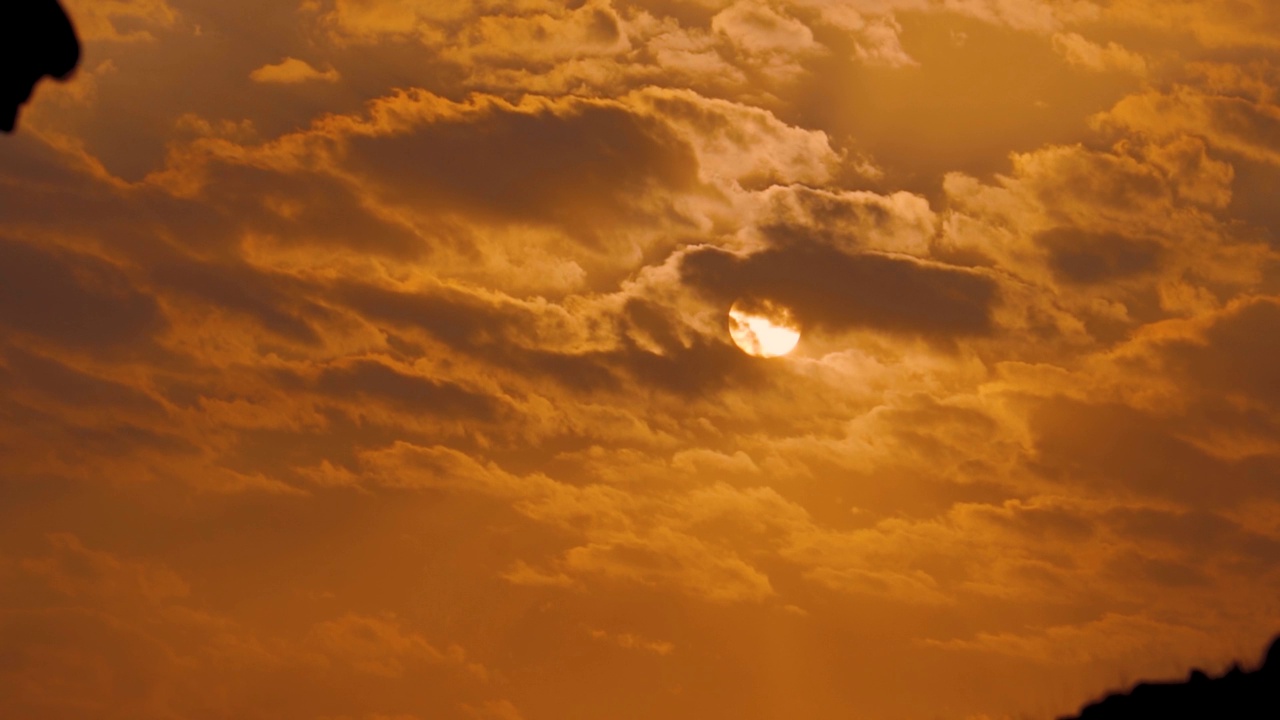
[3,1,1280,718]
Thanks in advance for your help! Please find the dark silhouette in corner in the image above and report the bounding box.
[1,0,80,133]
[1060,635,1280,719]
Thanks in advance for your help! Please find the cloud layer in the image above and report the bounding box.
[3,1,1280,718]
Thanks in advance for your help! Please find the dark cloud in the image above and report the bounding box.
[1159,298,1280,408]
[342,97,702,239]
[1103,551,1210,588]
[217,406,418,481]
[1106,507,1280,570]
[586,6,623,44]
[1028,397,1280,507]
[0,347,161,413]
[336,280,762,398]
[1036,227,1163,285]
[332,280,624,392]
[0,608,174,719]
[681,243,998,338]
[333,280,524,351]
[622,297,687,355]
[751,186,934,254]
[0,237,164,350]
[203,166,427,259]
[148,255,323,345]
[613,334,767,398]
[0,395,194,476]
[976,502,1096,545]
[506,348,622,394]
[312,358,502,420]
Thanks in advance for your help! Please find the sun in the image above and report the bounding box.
[728,299,801,358]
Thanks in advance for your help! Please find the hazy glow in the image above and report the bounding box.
[728,300,801,357]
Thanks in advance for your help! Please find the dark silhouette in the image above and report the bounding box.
[1060,636,1280,719]
[1,0,80,133]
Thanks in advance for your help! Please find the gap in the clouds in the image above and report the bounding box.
[791,13,1145,201]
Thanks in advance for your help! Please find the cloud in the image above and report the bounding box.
[1052,33,1148,76]
[1136,297,1280,413]
[441,1,630,66]
[589,628,676,655]
[934,0,1069,32]
[16,533,189,603]
[327,441,782,603]
[1101,0,1280,49]
[627,87,838,186]
[712,0,823,80]
[750,184,938,255]
[1027,396,1280,507]
[804,565,953,605]
[249,57,341,84]
[463,700,525,720]
[1094,85,1280,166]
[62,0,177,43]
[0,535,494,718]
[310,358,503,420]
[0,237,165,351]
[317,0,469,44]
[681,243,999,339]
[308,613,479,678]
[1035,227,1163,285]
[928,614,1218,664]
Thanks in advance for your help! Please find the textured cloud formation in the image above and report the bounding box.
[3,1,1280,719]
[250,57,341,84]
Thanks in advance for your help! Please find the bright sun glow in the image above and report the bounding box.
[728,299,801,358]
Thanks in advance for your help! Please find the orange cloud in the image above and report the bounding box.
[249,57,341,84]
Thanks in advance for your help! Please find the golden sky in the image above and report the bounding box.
[4,1,1280,718]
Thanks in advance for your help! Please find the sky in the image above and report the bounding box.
[3,1,1280,718]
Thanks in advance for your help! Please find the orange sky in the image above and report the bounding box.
[3,1,1280,718]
